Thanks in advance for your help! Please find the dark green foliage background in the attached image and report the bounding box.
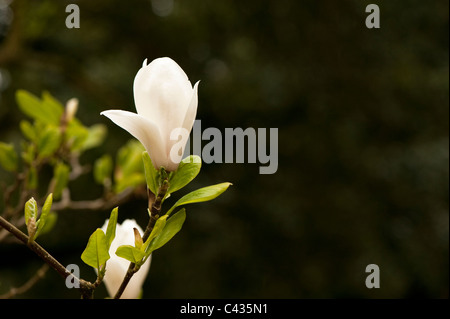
[0,0,448,298]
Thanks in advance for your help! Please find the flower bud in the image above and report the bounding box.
[101,57,199,171]
[100,219,151,298]
[65,98,78,122]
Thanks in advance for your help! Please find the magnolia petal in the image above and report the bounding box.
[166,81,200,171]
[101,219,151,299]
[100,110,169,169]
[181,81,200,132]
[133,58,193,138]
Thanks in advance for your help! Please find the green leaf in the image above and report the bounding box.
[146,209,186,254]
[16,90,42,121]
[16,90,62,126]
[81,228,110,270]
[65,119,89,151]
[41,193,53,216]
[21,142,36,165]
[142,215,168,254]
[16,90,48,124]
[0,142,18,172]
[35,211,57,238]
[24,197,38,227]
[117,140,145,175]
[52,162,70,200]
[115,245,145,264]
[34,193,53,240]
[26,166,38,189]
[41,91,64,123]
[114,141,145,192]
[166,182,232,216]
[37,127,61,158]
[94,154,113,185]
[105,207,118,249]
[82,124,107,151]
[168,155,201,194]
[20,120,37,142]
[114,172,145,193]
[142,151,159,195]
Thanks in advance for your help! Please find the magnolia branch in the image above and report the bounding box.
[0,264,49,299]
[0,187,140,243]
[0,215,99,299]
[51,187,136,211]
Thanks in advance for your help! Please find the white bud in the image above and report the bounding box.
[65,98,78,121]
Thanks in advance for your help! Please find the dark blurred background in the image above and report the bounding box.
[0,0,448,298]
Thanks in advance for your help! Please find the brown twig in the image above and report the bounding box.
[51,187,136,212]
[0,215,95,299]
[0,263,49,299]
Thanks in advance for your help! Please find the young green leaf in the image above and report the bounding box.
[117,140,145,175]
[35,211,57,238]
[94,154,113,185]
[146,209,186,254]
[0,142,18,172]
[15,90,63,126]
[142,215,168,254]
[166,182,232,216]
[41,91,64,123]
[16,90,47,124]
[81,228,110,270]
[24,197,38,241]
[52,162,70,200]
[37,127,61,158]
[168,155,201,194]
[20,120,37,142]
[114,141,145,193]
[65,119,90,151]
[115,245,145,264]
[24,197,38,227]
[114,172,145,194]
[105,207,118,249]
[34,193,53,240]
[82,124,107,151]
[21,142,36,165]
[26,166,38,189]
[142,151,159,195]
[41,193,53,217]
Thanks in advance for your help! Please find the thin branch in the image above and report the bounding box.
[0,215,94,298]
[0,215,73,279]
[0,264,49,299]
[51,187,136,211]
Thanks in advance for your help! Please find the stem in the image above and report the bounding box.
[113,179,169,299]
[112,263,139,299]
[51,187,135,211]
[0,215,95,298]
[0,216,69,278]
[0,263,49,299]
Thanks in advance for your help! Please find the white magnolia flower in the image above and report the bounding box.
[101,57,199,171]
[101,219,151,299]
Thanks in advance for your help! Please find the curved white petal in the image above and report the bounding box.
[101,110,169,169]
[181,81,200,132]
[166,81,199,170]
[133,58,193,139]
